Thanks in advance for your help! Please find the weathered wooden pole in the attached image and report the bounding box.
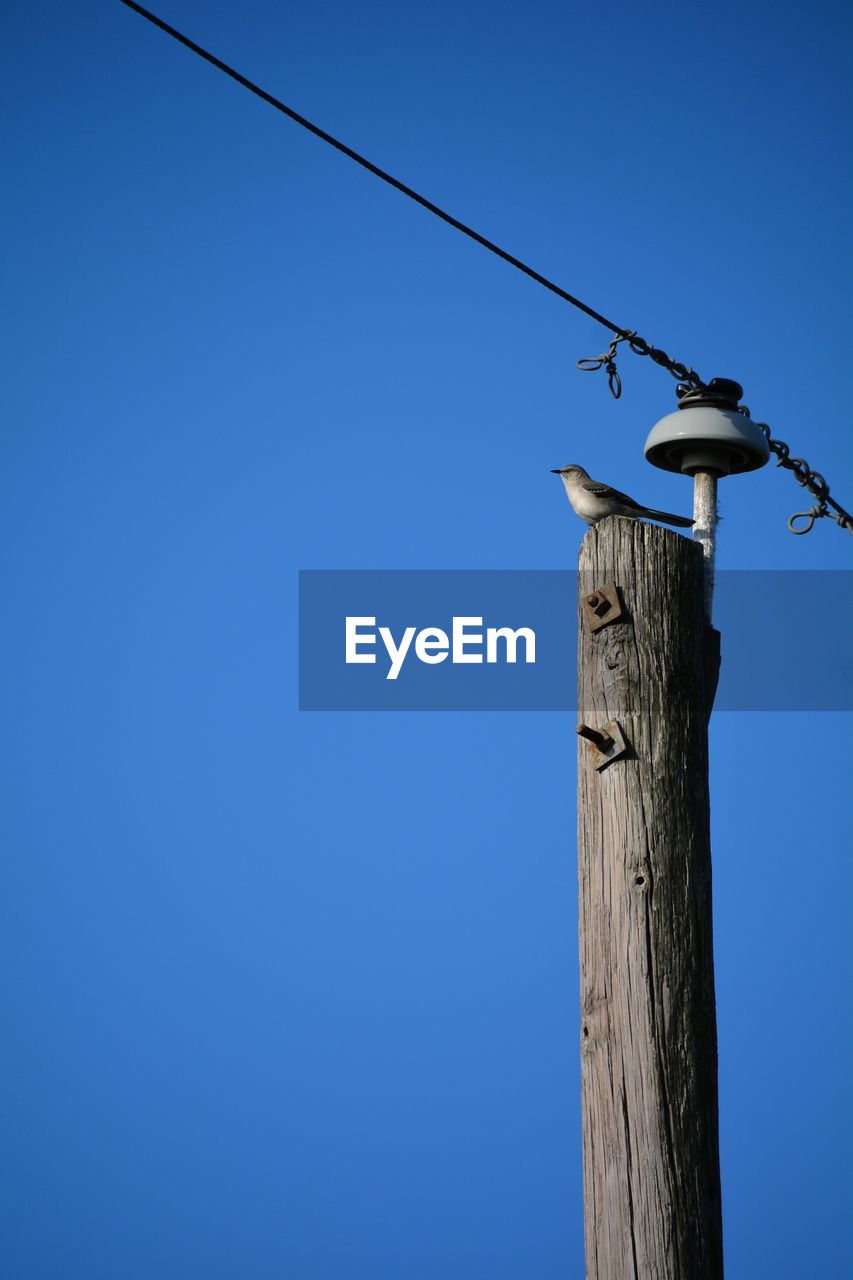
[577,515,723,1279]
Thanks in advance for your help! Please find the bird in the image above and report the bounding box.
[551,464,693,528]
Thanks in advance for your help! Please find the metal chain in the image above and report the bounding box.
[750,420,853,536]
[622,333,705,390]
[578,330,705,400]
[580,340,851,538]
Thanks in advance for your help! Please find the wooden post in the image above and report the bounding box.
[577,516,723,1280]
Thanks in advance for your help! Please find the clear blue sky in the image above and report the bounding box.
[2,1,851,1276]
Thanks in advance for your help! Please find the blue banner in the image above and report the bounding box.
[298,570,852,711]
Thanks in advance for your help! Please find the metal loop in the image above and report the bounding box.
[788,504,826,535]
[577,334,628,399]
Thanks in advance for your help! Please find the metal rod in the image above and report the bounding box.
[577,724,612,748]
[693,471,718,621]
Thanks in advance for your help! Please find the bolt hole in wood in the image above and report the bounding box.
[583,1026,589,1039]
[635,875,645,886]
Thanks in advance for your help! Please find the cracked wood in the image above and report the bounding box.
[577,517,723,1280]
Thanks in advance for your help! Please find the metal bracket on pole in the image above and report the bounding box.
[577,721,630,771]
[582,581,624,633]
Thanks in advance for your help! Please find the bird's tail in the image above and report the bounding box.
[643,509,694,528]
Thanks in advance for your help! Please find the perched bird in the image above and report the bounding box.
[551,464,693,528]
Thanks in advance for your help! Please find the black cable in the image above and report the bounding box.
[118,0,627,337]
[118,1,851,537]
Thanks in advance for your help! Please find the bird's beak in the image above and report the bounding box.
[550,468,563,474]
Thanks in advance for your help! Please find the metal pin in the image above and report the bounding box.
[577,724,613,749]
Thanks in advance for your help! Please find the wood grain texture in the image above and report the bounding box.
[577,517,723,1280]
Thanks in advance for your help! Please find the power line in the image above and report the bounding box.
[117,1,640,341]
[119,0,851,537]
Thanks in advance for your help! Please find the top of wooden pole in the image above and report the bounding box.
[578,514,704,579]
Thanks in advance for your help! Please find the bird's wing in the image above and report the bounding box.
[581,479,644,511]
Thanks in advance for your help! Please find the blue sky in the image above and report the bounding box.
[2,1,851,1276]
